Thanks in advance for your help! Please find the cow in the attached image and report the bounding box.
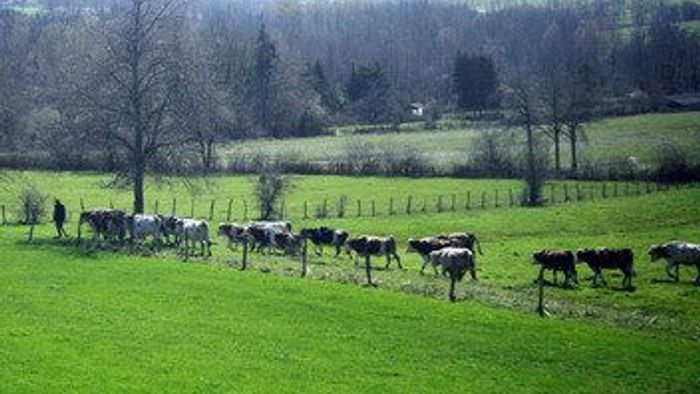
[436,232,483,255]
[176,218,211,258]
[427,247,476,301]
[532,250,578,288]
[159,215,181,246]
[649,241,700,285]
[217,223,247,251]
[270,231,303,256]
[576,248,635,289]
[299,227,349,257]
[78,209,126,243]
[126,214,163,245]
[345,235,402,269]
[406,237,453,274]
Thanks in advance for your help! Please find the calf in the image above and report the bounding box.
[406,237,453,274]
[345,235,402,269]
[649,241,700,285]
[532,250,578,287]
[218,223,247,251]
[299,227,349,257]
[177,218,211,258]
[576,248,634,289]
[428,247,476,301]
[436,232,483,254]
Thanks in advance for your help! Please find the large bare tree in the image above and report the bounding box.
[78,0,186,213]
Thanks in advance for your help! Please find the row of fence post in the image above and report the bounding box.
[0,182,683,225]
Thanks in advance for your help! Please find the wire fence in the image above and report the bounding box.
[1,181,692,226]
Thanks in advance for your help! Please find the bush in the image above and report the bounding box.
[17,185,47,241]
[253,169,293,220]
[466,130,518,177]
[653,143,697,183]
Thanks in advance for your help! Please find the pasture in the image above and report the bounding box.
[1,171,700,392]
[220,111,700,170]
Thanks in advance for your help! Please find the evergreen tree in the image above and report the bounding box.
[344,62,390,123]
[249,23,278,132]
[453,52,498,116]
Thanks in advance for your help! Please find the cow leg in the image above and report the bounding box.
[469,266,477,282]
[553,269,558,285]
[666,263,679,281]
[385,253,391,269]
[394,253,403,269]
[315,244,323,257]
[448,276,457,302]
[694,264,700,285]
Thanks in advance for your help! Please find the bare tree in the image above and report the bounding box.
[18,186,48,241]
[78,0,187,213]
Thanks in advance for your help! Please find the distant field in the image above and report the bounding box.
[220,112,700,170]
[1,173,700,391]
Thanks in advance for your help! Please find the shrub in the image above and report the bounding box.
[653,143,696,183]
[253,169,293,220]
[17,185,47,241]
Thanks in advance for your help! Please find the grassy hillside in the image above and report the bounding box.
[1,224,699,392]
[220,112,700,170]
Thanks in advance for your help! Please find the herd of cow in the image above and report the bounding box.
[77,208,700,301]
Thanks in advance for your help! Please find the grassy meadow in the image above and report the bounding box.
[1,171,700,391]
[220,112,700,170]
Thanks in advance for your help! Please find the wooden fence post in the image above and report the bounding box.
[227,199,233,222]
[301,238,308,278]
[451,194,456,211]
[589,184,595,200]
[241,238,248,271]
[614,183,618,198]
[645,182,651,194]
[243,200,248,220]
[466,192,471,210]
[280,200,285,219]
[357,200,361,217]
[304,201,309,219]
[80,198,85,211]
[563,184,569,202]
[190,199,195,218]
[209,200,215,221]
[576,184,582,200]
[323,199,328,218]
[109,200,114,209]
[481,191,486,209]
[549,184,555,203]
[172,198,177,216]
[602,183,607,199]
[1,205,5,225]
[406,195,413,215]
[437,195,443,213]
[389,197,394,215]
[624,182,630,196]
[422,197,427,213]
[371,200,376,217]
[495,190,499,208]
[536,273,549,317]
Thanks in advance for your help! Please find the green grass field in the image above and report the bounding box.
[220,112,700,170]
[1,171,700,391]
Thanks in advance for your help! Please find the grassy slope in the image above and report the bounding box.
[220,112,700,168]
[1,226,699,392]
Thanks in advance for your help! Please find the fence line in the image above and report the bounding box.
[0,182,694,225]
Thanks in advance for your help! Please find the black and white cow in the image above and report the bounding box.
[177,218,211,258]
[436,232,483,255]
[406,237,453,274]
[533,249,578,287]
[345,235,402,269]
[217,223,247,251]
[649,241,700,285]
[299,227,349,257]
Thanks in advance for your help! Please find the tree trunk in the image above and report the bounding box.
[553,127,561,173]
[570,126,578,175]
[133,156,145,214]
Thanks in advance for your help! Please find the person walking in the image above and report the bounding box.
[53,199,67,238]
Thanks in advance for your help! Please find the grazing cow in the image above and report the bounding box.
[218,223,247,251]
[299,227,349,257]
[428,247,475,301]
[345,235,402,269]
[245,225,271,252]
[126,214,163,245]
[576,248,635,289]
[532,250,578,287]
[177,218,211,258]
[245,221,294,254]
[649,241,700,285]
[406,237,453,274]
[436,232,483,254]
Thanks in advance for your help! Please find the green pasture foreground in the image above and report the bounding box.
[220,111,700,168]
[0,226,699,393]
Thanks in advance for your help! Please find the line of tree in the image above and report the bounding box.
[2,0,700,210]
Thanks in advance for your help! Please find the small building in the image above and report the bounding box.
[664,94,700,110]
[410,102,425,117]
